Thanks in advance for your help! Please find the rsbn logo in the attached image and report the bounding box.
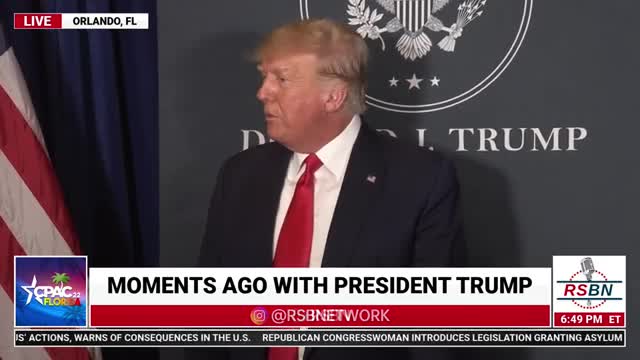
[556,257,623,310]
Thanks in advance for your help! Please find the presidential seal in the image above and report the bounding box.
[299,0,534,113]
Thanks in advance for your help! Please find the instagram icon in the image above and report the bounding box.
[250,307,268,325]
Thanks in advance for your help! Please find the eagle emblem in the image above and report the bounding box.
[347,0,487,60]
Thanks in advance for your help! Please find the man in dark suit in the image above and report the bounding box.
[196,18,462,360]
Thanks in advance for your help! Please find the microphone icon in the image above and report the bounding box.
[580,257,596,306]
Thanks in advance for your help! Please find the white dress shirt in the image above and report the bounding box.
[272,115,361,360]
[272,114,361,266]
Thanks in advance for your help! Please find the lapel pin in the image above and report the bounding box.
[366,175,376,184]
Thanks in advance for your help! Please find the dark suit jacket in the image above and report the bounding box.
[192,123,463,360]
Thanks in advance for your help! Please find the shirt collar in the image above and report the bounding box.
[290,114,362,182]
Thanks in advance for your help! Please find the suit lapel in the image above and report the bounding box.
[321,124,386,268]
[249,144,291,267]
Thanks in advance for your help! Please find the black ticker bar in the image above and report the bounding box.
[15,329,625,347]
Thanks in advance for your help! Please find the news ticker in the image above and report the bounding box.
[15,329,625,347]
[14,256,626,329]
[14,13,148,29]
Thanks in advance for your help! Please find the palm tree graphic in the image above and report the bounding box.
[51,273,70,288]
[63,305,86,325]
[50,272,84,324]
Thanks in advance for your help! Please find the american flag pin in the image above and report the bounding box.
[366,175,376,184]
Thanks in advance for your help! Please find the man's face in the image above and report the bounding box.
[257,53,328,151]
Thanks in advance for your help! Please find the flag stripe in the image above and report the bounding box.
[403,2,408,30]
[408,1,413,31]
[0,85,80,254]
[0,151,73,256]
[417,1,421,31]
[0,216,26,302]
[0,48,47,150]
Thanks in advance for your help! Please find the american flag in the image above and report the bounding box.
[0,25,95,360]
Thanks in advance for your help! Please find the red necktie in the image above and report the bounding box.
[272,153,323,267]
[269,154,322,360]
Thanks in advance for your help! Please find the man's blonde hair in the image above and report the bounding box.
[253,18,369,114]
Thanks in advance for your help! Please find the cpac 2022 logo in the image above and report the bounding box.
[15,256,88,327]
[21,272,82,307]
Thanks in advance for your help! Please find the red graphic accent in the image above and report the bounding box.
[14,13,62,29]
[554,312,624,327]
[90,304,551,327]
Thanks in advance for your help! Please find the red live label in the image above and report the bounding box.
[554,312,624,327]
[14,13,62,29]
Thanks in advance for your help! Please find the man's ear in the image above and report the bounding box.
[324,82,349,113]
